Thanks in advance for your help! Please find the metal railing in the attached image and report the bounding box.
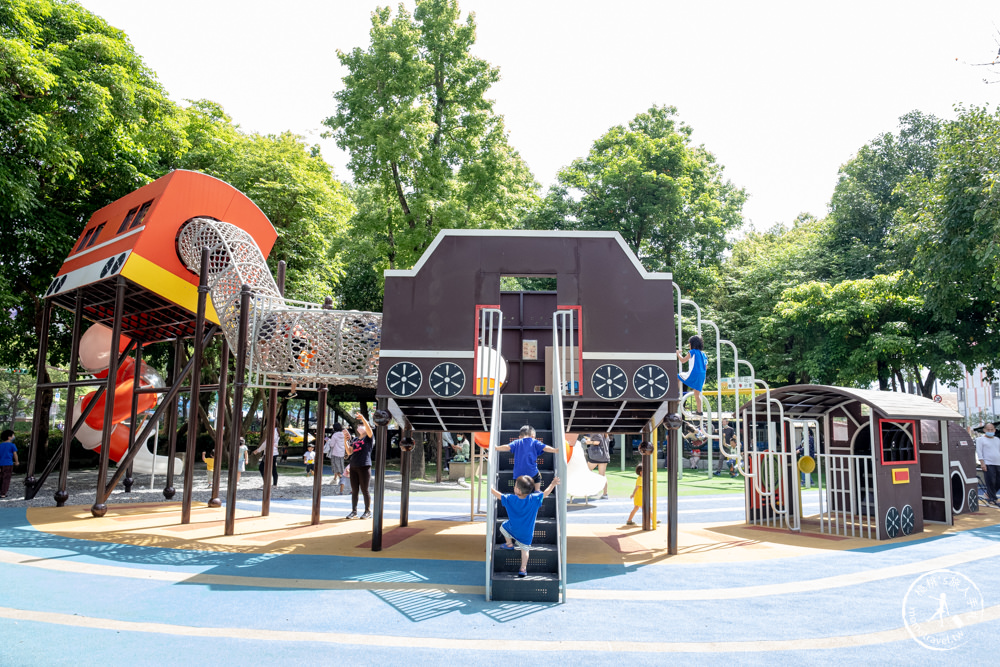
[480,307,504,601]
[816,452,878,539]
[551,309,573,603]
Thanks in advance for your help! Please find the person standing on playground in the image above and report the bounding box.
[325,422,348,493]
[236,437,249,485]
[0,430,18,499]
[976,423,1000,506]
[583,433,611,499]
[715,418,736,475]
[491,474,560,577]
[627,463,643,526]
[254,427,280,487]
[303,443,316,476]
[496,425,558,491]
[677,335,707,414]
[345,413,374,519]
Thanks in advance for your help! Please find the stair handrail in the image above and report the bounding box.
[552,309,573,603]
[480,307,504,601]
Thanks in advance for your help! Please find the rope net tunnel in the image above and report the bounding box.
[177,217,381,389]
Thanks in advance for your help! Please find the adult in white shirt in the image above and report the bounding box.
[975,422,1000,506]
[324,422,349,490]
[254,427,280,486]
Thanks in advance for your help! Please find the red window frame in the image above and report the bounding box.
[878,418,917,465]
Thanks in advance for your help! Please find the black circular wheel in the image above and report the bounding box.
[885,506,900,539]
[969,489,979,513]
[385,361,422,397]
[900,504,915,536]
[429,362,465,398]
[592,364,627,400]
[633,364,669,400]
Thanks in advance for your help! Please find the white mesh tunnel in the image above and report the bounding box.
[177,217,380,389]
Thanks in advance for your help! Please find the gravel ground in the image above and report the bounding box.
[0,464,470,509]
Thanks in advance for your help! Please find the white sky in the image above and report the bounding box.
[78,0,999,230]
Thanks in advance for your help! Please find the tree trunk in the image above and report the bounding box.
[410,432,426,480]
[877,360,890,391]
[918,369,937,399]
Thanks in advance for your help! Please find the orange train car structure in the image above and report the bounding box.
[27,170,278,508]
[46,169,277,339]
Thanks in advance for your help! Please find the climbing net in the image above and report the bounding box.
[177,217,380,389]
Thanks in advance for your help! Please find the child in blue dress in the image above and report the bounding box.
[678,335,707,414]
[491,474,560,577]
[496,425,558,491]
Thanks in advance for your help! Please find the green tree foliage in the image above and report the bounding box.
[174,101,353,303]
[827,111,940,280]
[549,105,746,291]
[763,273,961,396]
[325,0,538,271]
[713,215,834,385]
[0,0,183,369]
[898,104,1000,372]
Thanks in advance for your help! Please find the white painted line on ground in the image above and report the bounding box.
[0,602,997,652]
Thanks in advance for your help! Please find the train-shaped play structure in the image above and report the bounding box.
[25,170,976,604]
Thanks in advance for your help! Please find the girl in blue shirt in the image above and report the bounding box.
[678,335,707,414]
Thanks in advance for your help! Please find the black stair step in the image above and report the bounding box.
[501,395,552,412]
[500,411,552,431]
[494,517,557,544]
[497,450,555,472]
[496,495,557,519]
[492,544,559,573]
[491,572,559,602]
[496,470,556,494]
[498,429,554,446]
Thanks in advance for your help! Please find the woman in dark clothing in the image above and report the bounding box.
[345,412,374,519]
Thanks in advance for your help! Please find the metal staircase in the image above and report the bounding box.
[487,394,562,602]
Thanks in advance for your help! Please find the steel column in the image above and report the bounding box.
[225,286,252,536]
[371,398,389,551]
[91,277,126,518]
[164,338,182,500]
[210,336,229,508]
[55,292,84,506]
[181,248,211,524]
[25,299,52,496]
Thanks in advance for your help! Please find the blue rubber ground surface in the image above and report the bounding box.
[1,493,998,665]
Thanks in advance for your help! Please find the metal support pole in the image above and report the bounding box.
[225,286,252,536]
[164,338,182,500]
[123,342,143,494]
[91,277,126,518]
[371,398,390,551]
[310,296,333,525]
[641,425,653,531]
[667,402,679,555]
[55,293,84,506]
[210,336,229,508]
[261,261,286,516]
[436,434,442,484]
[400,441,412,527]
[310,385,326,525]
[303,398,311,451]
[181,248,210,524]
[25,299,52,496]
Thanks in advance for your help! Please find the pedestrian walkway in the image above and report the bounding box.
[1,492,999,664]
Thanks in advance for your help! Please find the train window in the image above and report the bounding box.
[83,223,106,249]
[879,419,916,465]
[129,200,153,229]
[117,206,140,233]
[76,227,97,251]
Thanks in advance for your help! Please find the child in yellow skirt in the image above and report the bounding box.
[627,463,643,525]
